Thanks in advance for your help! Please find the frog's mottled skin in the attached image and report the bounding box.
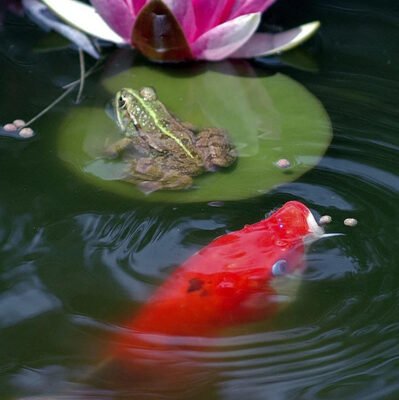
[105,87,237,192]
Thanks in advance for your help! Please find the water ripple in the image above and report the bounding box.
[1,2,399,398]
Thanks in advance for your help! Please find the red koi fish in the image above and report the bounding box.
[94,201,324,389]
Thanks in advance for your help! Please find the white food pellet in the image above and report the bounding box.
[344,218,358,227]
[13,119,26,128]
[208,201,224,207]
[18,127,34,138]
[319,215,332,224]
[275,158,291,169]
[3,123,17,131]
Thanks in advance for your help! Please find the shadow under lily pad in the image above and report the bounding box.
[58,62,332,203]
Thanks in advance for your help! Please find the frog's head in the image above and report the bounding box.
[113,88,137,134]
[113,87,158,136]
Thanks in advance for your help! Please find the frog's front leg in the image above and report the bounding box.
[104,134,151,159]
[104,137,133,159]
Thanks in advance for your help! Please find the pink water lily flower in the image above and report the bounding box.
[91,0,277,61]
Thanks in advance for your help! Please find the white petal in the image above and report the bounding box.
[41,0,125,44]
[230,21,321,58]
[23,0,100,58]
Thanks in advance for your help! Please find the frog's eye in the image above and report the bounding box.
[271,259,288,277]
[118,96,126,108]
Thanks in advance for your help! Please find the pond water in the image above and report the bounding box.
[0,1,398,399]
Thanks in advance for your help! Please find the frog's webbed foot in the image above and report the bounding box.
[124,157,193,193]
[138,175,193,194]
[137,170,193,193]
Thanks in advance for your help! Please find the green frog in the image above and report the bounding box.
[105,87,237,193]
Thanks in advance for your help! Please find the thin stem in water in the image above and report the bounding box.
[75,49,85,104]
[20,58,103,130]
[22,84,77,128]
[62,60,102,90]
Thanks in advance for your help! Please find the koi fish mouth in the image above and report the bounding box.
[305,208,343,243]
[270,204,342,305]
[306,211,324,237]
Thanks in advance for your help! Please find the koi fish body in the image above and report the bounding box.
[17,202,326,398]
[104,201,323,372]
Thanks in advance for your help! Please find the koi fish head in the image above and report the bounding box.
[202,201,326,321]
[256,201,324,308]
[264,200,324,240]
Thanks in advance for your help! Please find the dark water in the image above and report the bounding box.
[0,1,398,399]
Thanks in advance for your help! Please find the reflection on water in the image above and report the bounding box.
[0,281,61,329]
[1,0,399,399]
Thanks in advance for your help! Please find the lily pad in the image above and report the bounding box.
[58,62,331,203]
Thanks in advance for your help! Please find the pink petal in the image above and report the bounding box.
[230,0,276,19]
[191,12,261,61]
[161,0,197,42]
[90,0,135,41]
[131,0,147,15]
[191,0,235,37]
[191,0,275,38]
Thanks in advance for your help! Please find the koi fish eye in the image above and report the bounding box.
[271,259,288,276]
